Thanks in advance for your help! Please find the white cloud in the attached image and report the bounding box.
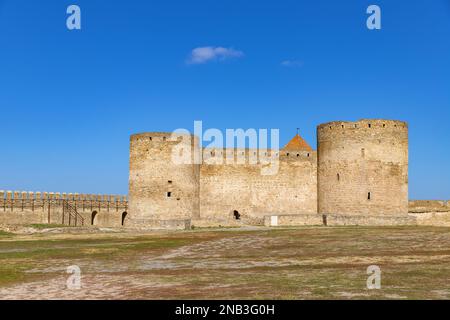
[187,46,244,64]
[281,60,304,68]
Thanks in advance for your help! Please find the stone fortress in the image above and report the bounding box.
[1,119,449,229]
[127,119,448,228]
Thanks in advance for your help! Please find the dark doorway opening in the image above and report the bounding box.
[233,210,241,220]
[91,211,98,225]
[121,212,128,226]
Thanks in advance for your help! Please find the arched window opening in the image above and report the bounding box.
[121,212,128,226]
[91,211,98,226]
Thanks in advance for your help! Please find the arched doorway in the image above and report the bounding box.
[91,211,98,226]
[121,212,128,226]
[233,210,241,220]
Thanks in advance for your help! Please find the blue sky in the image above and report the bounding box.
[0,0,449,199]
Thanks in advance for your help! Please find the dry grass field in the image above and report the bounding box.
[0,225,450,299]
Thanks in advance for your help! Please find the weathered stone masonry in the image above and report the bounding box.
[127,119,440,228]
[128,132,200,227]
[317,119,408,215]
[127,128,317,227]
[0,191,128,227]
[2,118,448,229]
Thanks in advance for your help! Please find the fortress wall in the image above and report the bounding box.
[199,149,317,223]
[408,200,450,226]
[318,120,408,215]
[0,191,128,226]
[326,214,416,226]
[128,133,200,225]
[125,219,190,230]
[263,213,416,227]
[263,214,323,227]
[412,212,450,227]
[409,200,450,213]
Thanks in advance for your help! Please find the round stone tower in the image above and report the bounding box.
[128,132,200,226]
[317,119,408,215]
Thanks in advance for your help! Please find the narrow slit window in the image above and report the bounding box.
[368,192,371,200]
[167,192,172,198]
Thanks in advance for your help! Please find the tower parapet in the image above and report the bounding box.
[128,132,200,226]
[317,119,408,215]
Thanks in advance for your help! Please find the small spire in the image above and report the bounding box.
[283,130,313,151]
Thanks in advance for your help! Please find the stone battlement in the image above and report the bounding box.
[4,118,449,230]
[409,200,450,213]
[202,148,316,163]
[0,190,127,202]
[317,119,408,131]
[0,190,128,227]
[129,119,410,227]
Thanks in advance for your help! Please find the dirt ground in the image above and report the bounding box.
[0,225,450,299]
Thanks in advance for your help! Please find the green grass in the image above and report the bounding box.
[0,233,201,288]
[0,265,30,286]
[0,231,13,237]
[28,224,68,229]
[1,226,450,299]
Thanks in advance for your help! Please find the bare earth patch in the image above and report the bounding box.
[1,226,450,299]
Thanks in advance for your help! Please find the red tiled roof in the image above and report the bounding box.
[283,134,313,151]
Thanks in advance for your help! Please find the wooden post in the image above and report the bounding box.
[48,200,51,224]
